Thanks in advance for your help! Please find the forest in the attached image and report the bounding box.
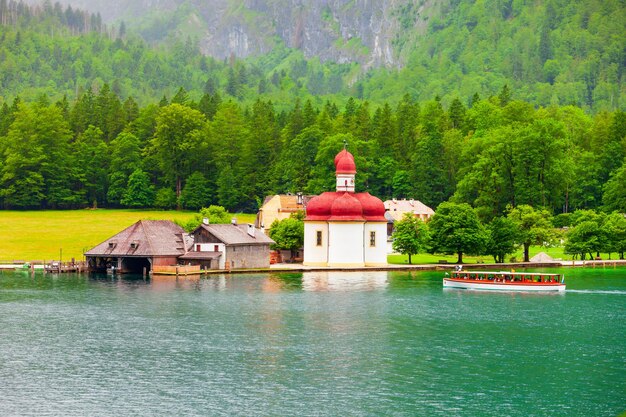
[1,85,624,217]
[0,0,625,220]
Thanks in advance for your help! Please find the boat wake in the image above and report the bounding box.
[566,289,626,295]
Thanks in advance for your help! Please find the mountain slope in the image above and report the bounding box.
[9,0,626,111]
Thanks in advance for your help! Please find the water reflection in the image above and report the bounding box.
[84,271,400,293]
[443,287,565,298]
[86,272,304,294]
[301,271,388,292]
[149,274,225,292]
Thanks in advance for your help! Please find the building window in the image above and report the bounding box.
[316,231,322,246]
[370,231,376,247]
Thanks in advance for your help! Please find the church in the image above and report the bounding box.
[303,148,387,267]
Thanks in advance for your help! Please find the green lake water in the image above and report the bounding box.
[0,267,624,416]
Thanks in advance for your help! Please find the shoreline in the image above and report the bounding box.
[2,259,625,275]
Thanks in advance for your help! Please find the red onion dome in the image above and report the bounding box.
[328,192,364,221]
[334,149,353,166]
[335,153,357,174]
[353,192,386,221]
[305,192,339,221]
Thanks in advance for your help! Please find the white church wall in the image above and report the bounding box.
[303,222,329,266]
[328,222,365,267]
[363,222,388,266]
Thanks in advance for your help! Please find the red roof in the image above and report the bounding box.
[305,192,340,221]
[334,149,352,165]
[303,148,385,222]
[305,191,385,222]
[328,192,364,221]
[334,149,356,174]
[353,192,386,221]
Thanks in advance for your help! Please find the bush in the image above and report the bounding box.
[154,188,177,209]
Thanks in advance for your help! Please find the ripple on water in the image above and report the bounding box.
[0,269,624,416]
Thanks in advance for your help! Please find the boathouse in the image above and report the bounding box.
[180,221,274,270]
[85,220,191,273]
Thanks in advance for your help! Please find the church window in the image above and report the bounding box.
[316,231,322,246]
[370,231,376,247]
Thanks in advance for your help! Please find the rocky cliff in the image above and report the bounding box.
[24,0,436,68]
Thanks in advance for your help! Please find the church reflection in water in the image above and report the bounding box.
[301,271,388,292]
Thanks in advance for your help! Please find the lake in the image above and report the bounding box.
[0,267,624,416]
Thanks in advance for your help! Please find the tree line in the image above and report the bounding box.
[391,203,626,263]
[0,86,624,219]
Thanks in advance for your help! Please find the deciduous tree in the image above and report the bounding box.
[507,205,554,262]
[151,104,206,199]
[486,216,519,263]
[121,169,154,208]
[392,212,429,264]
[268,214,304,260]
[428,202,487,264]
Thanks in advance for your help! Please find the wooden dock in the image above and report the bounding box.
[152,265,201,276]
[43,261,85,273]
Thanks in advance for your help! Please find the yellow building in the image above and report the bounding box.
[255,194,312,230]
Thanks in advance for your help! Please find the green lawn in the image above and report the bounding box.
[388,246,616,265]
[0,210,256,262]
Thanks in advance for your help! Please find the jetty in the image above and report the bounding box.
[0,260,85,273]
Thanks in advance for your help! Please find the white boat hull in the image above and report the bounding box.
[443,278,566,292]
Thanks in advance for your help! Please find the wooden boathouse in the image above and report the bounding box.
[84,220,191,274]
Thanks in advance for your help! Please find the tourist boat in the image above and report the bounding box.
[443,270,565,292]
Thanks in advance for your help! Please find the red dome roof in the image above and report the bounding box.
[305,191,385,222]
[334,149,357,175]
[305,192,339,221]
[353,192,386,221]
[334,149,353,166]
[328,192,364,221]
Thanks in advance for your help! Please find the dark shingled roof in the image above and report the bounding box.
[196,224,274,246]
[85,220,190,257]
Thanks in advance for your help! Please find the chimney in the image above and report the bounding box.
[297,192,303,205]
[231,218,237,225]
[247,223,255,238]
[202,217,209,225]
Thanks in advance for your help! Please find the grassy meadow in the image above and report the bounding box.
[0,210,256,262]
[1,209,610,265]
